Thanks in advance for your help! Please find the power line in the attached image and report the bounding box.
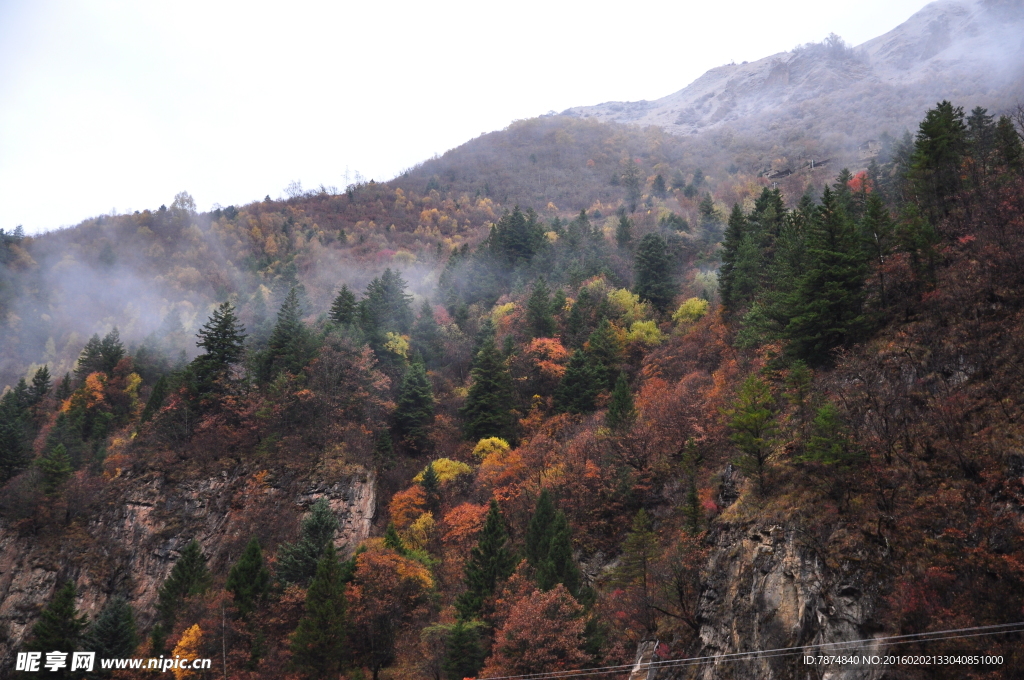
[477,621,1024,680]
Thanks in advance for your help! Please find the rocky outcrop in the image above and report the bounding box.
[0,467,375,676]
[665,523,885,680]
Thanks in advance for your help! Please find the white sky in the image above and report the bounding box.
[1,0,932,235]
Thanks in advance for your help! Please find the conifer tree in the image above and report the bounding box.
[290,545,348,679]
[420,461,441,512]
[56,372,73,402]
[859,192,896,306]
[615,212,633,249]
[585,320,623,390]
[0,388,31,482]
[536,511,582,597]
[393,360,435,454]
[261,287,312,380]
[910,100,967,219]
[359,268,414,344]
[411,300,445,367]
[194,301,247,378]
[37,443,72,494]
[995,115,1024,172]
[563,288,590,349]
[383,522,407,554]
[719,204,746,310]
[441,620,487,680]
[456,500,516,619]
[85,596,139,666]
[651,173,667,198]
[610,510,659,633]
[24,581,88,663]
[373,430,394,466]
[99,327,126,374]
[554,350,600,414]
[28,365,51,405]
[75,334,103,379]
[526,277,556,338]
[726,376,779,495]
[633,233,675,312]
[460,337,515,442]
[525,490,557,567]
[277,499,339,585]
[329,285,357,325]
[140,374,169,423]
[226,537,271,618]
[606,372,637,432]
[157,540,212,627]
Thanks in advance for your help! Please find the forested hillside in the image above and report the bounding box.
[2,100,1024,680]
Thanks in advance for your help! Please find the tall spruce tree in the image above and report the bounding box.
[277,499,339,585]
[140,374,170,423]
[456,500,516,619]
[441,620,487,680]
[226,537,272,618]
[75,334,103,379]
[28,365,51,405]
[25,581,89,668]
[726,376,779,495]
[615,212,633,249]
[995,115,1024,172]
[85,596,139,667]
[526,278,556,338]
[536,510,582,597]
[719,204,746,310]
[260,287,312,380]
[554,350,601,414]
[193,301,247,383]
[329,285,357,325]
[421,461,441,512]
[910,100,967,220]
[460,337,514,442]
[99,328,126,374]
[606,372,637,432]
[0,387,32,482]
[290,545,348,679]
[393,361,435,454]
[157,539,212,627]
[411,300,445,367]
[634,233,675,312]
[359,268,414,345]
[525,490,557,567]
[37,443,72,494]
[585,320,623,390]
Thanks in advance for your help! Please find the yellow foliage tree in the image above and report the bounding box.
[626,320,666,346]
[472,437,511,461]
[171,624,202,680]
[672,297,710,325]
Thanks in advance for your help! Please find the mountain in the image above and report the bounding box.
[562,0,1024,169]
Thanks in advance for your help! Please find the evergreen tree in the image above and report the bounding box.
[606,372,637,431]
[859,192,896,307]
[726,376,779,495]
[485,206,546,267]
[525,490,557,567]
[995,115,1024,172]
[554,350,601,414]
[277,499,339,585]
[24,581,89,668]
[56,373,73,402]
[75,334,103,379]
[784,186,868,365]
[585,320,623,390]
[29,365,51,405]
[261,287,312,380]
[441,620,487,680]
[719,204,746,311]
[290,545,348,679]
[99,327,126,374]
[563,288,590,349]
[536,510,582,597]
[651,173,667,198]
[373,430,394,467]
[393,361,435,454]
[634,233,675,312]
[329,285,357,325]
[421,461,441,512]
[526,277,556,339]
[966,106,996,161]
[37,443,72,494]
[140,374,169,424]
[456,500,517,619]
[359,269,415,345]
[460,337,515,442]
[610,510,659,633]
[411,299,445,367]
[910,100,967,219]
[156,540,212,627]
[85,596,138,668]
[0,388,31,482]
[615,212,633,249]
[383,522,408,554]
[194,301,247,379]
[226,537,272,618]
[621,160,642,212]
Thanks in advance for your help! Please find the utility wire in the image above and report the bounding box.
[477,620,1024,680]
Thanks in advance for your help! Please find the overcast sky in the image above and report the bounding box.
[1,0,932,234]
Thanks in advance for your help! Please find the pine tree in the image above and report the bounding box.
[411,299,445,367]
[261,287,312,380]
[157,539,212,627]
[421,461,441,512]
[194,301,247,378]
[966,106,996,161]
[441,620,487,680]
[634,233,675,312]
[460,337,515,442]
[719,204,746,310]
[226,537,271,618]
[554,350,600,414]
[99,328,126,373]
[615,212,633,249]
[726,376,779,495]
[359,268,415,344]
[329,285,358,325]
[0,388,31,482]
[290,545,348,679]
[393,361,435,454]
[37,443,72,494]
[277,499,339,585]
[85,596,139,665]
[456,500,517,619]
[525,490,557,567]
[859,192,896,307]
[584,320,623,390]
[526,277,556,338]
[910,100,967,219]
[75,334,103,379]
[536,511,582,597]
[651,173,667,198]
[610,509,659,633]
[606,372,637,432]
[995,115,1024,172]
[140,374,169,423]
[383,522,408,554]
[56,372,72,402]
[24,581,89,664]
[28,365,51,405]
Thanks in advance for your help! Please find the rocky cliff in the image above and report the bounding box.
[0,466,375,675]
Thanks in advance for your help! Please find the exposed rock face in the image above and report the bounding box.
[0,468,374,676]
[666,523,885,680]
